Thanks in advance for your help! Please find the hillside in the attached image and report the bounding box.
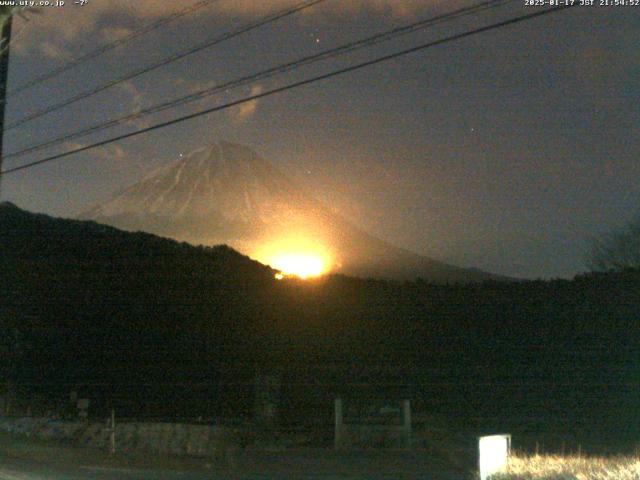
[1,203,638,448]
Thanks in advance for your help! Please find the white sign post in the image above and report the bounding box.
[478,434,511,480]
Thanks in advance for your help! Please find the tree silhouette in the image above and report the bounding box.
[589,214,640,271]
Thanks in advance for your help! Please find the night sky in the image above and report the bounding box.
[2,0,638,279]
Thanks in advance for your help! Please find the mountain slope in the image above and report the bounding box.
[0,200,274,287]
[82,141,502,283]
[1,202,638,439]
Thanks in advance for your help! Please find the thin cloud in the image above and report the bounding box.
[39,41,72,60]
[119,81,150,129]
[230,84,263,122]
[100,26,134,43]
[13,0,439,56]
[62,141,126,166]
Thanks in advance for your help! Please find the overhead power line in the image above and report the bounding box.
[4,0,517,162]
[4,0,328,130]
[0,5,576,177]
[7,0,221,96]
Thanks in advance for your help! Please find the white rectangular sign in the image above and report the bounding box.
[479,434,511,480]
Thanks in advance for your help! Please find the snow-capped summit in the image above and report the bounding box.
[87,142,305,221]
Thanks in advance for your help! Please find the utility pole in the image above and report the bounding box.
[0,13,12,415]
[108,409,116,454]
[0,13,12,197]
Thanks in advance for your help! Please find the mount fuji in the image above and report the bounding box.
[81,141,501,283]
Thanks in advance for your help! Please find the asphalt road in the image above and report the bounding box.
[1,450,467,480]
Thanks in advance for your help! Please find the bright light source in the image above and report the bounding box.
[254,235,332,280]
[479,434,511,480]
[271,253,324,279]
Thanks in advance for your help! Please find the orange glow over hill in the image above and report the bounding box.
[253,237,332,280]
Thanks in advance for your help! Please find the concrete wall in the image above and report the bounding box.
[0,416,240,457]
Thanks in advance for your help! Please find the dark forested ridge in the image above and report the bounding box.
[1,203,638,448]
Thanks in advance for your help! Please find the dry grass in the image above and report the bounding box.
[491,452,640,480]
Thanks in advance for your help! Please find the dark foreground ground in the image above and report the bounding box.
[0,433,471,480]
